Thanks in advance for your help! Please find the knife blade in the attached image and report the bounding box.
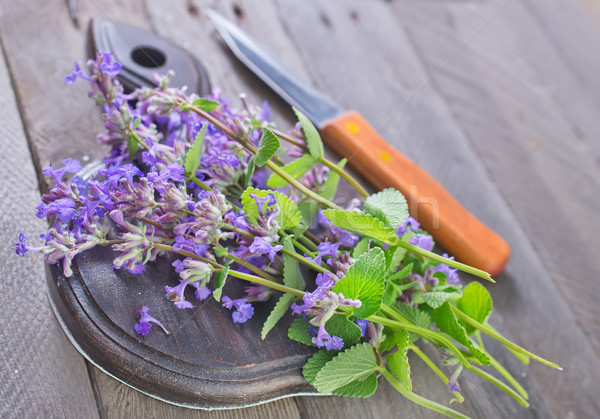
[207,10,510,276]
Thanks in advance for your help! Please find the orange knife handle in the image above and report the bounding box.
[321,111,510,276]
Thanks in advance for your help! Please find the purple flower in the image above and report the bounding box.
[194,285,211,301]
[14,233,30,257]
[448,376,461,393]
[433,253,460,284]
[99,52,122,76]
[165,279,194,309]
[134,306,169,336]
[397,216,420,237]
[410,233,434,251]
[221,296,255,323]
[248,237,283,262]
[42,158,82,185]
[324,335,344,351]
[250,192,276,215]
[64,61,91,85]
[355,318,369,337]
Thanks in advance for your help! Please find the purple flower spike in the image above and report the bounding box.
[410,233,434,251]
[134,306,169,336]
[14,233,29,257]
[99,52,123,76]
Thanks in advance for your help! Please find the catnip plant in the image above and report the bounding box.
[15,53,560,418]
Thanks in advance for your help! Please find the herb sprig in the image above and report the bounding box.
[15,53,559,418]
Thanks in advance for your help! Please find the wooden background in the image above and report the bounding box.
[1,0,599,417]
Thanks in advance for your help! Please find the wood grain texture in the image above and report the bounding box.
[273,1,599,417]
[0,39,99,418]
[392,0,600,353]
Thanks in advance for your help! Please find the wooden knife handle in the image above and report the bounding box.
[322,110,510,276]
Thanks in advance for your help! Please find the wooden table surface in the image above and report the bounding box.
[1,1,599,418]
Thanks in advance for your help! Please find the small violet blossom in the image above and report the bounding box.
[134,306,169,336]
[222,296,254,323]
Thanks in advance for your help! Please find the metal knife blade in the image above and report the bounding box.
[207,9,343,127]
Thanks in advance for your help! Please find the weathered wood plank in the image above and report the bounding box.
[392,0,600,353]
[0,36,99,418]
[273,0,599,418]
[88,365,302,419]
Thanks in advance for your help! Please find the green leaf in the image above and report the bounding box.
[324,314,362,348]
[293,107,324,159]
[432,302,490,365]
[255,128,281,167]
[333,248,386,318]
[303,350,337,384]
[288,317,315,346]
[126,134,138,157]
[267,154,317,188]
[212,263,230,302]
[414,290,462,309]
[386,330,412,391]
[364,188,409,230]
[384,246,407,276]
[456,282,493,335]
[323,210,397,244]
[282,237,305,290]
[314,342,378,393]
[261,293,296,339]
[396,302,433,330]
[383,280,418,306]
[213,246,227,258]
[332,374,378,397]
[244,156,256,189]
[298,200,319,229]
[352,237,370,259]
[319,158,346,200]
[241,187,302,230]
[184,123,207,177]
[388,263,413,283]
[192,98,220,112]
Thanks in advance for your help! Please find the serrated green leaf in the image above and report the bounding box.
[383,280,418,306]
[378,327,397,352]
[261,293,296,339]
[293,107,324,159]
[323,210,397,244]
[288,317,315,346]
[212,263,230,302]
[298,200,318,228]
[388,263,413,283]
[184,123,207,177]
[414,290,462,309]
[324,314,362,348]
[244,156,256,189]
[319,158,346,201]
[314,343,378,393]
[432,302,490,365]
[333,248,386,318]
[396,302,433,330]
[385,246,407,276]
[267,154,317,188]
[213,246,227,258]
[364,188,409,230]
[282,237,305,290]
[352,237,370,259]
[255,128,280,167]
[386,330,411,391]
[192,98,220,112]
[303,350,337,384]
[241,187,302,230]
[456,282,493,335]
[332,373,378,397]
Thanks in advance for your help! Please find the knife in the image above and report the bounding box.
[207,10,510,276]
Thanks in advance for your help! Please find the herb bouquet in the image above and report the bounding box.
[15,53,560,418]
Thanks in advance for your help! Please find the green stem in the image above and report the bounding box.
[468,366,529,407]
[225,252,280,284]
[487,325,530,365]
[298,234,319,252]
[265,160,342,210]
[291,238,316,257]
[393,239,494,282]
[320,157,369,198]
[487,351,529,400]
[369,314,470,367]
[188,175,212,191]
[409,345,464,403]
[380,369,471,419]
[450,305,561,370]
[280,246,329,274]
